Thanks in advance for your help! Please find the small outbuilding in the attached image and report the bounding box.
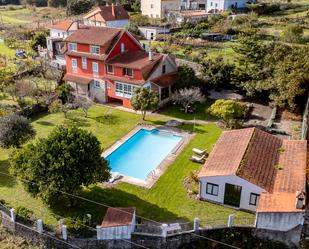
[138,26,170,40]
[198,128,307,232]
[96,207,136,240]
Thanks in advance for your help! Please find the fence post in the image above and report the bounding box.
[96,225,102,240]
[37,219,43,234]
[9,208,15,222]
[161,224,168,237]
[194,217,199,233]
[61,225,68,241]
[228,215,234,227]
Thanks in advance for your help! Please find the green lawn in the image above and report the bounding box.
[0,41,15,58]
[160,99,216,121]
[0,105,252,227]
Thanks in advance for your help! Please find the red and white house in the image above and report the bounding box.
[63,26,177,109]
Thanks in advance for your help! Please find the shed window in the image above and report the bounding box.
[249,193,260,206]
[206,183,219,196]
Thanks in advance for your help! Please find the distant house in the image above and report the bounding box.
[198,128,307,232]
[206,0,251,13]
[63,26,177,109]
[46,20,78,68]
[83,4,129,28]
[96,207,136,240]
[167,9,209,23]
[138,26,170,40]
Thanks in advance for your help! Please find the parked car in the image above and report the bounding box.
[15,50,27,59]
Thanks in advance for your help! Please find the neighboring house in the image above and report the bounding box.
[83,4,129,28]
[198,128,307,232]
[63,26,177,109]
[141,0,207,18]
[138,26,170,40]
[167,9,209,23]
[206,0,249,13]
[46,20,78,68]
[96,207,136,240]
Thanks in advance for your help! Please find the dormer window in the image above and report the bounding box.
[68,43,77,52]
[90,45,100,55]
[107,65,114,74]
[123,68,133,77]
[162,65,166,74]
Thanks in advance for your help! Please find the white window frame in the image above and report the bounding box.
[106,64,114,74]
[249,193,260,206]
[92,62,99,77]
[115,82,138,99]
[68,43,77,52]
[82,56,87,69]
[90,45,100,55]
[94,79,101,89]
[206,183,219,196]
[71,58,77,73]
[123,68,133,78]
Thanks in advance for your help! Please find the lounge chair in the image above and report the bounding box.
[190,155,206,163]
[192,148,208,156]
[108,172,122,183]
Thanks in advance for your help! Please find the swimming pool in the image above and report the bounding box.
[106,129,183,181]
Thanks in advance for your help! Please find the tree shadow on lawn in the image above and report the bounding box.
[50,186,182,225]
[90,115,120,125]
[65,116,90,128]
[0,160,16,188]
[35,121,55,126]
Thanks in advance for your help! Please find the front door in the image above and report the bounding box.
[224,183,242,208]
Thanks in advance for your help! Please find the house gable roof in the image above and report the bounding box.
[49,20,75,31]
[83,5,129,22]
[101,207,135,228]
[65,26,123,47]
[198,128,307,192]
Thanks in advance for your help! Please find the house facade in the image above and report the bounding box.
[206,0,249,13]
[46,20,79,68]
[198,128,307,232]
[63,26,177,109]
[83,4,129,28]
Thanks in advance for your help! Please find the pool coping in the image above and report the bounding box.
[101,124,195,188]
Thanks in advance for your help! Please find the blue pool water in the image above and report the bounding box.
[106,129,183,180]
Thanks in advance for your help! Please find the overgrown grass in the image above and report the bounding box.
[0,41,15,57]
[0,105,253,227]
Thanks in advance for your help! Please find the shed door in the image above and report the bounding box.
[224,183,242,207]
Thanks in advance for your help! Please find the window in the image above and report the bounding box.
[115,82,138,98]
[90,45,100,55]
[206,183,219,196]
[249,193,260,206]
[121,43,125,53]
[71,58,77,73]
[82,56,87,69]
[92,62,99,76]
[94,80,101,88]
[210,2,213,6]
[106,64,114,74]
[215,3,218,7]
[123,68,133,77]
[161,87,169,100]
[68,43,77,52]
[150,4,154,8]
[162,65,166,74]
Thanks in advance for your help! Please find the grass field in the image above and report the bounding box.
[0,41,15,58]
[0,105,252,227]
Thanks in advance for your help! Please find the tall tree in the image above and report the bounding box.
[10,125,110,206]
[130,87,159,120]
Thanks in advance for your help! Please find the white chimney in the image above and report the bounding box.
[149,51,153,61]
[112,3,115,17]
[296,191,305,209]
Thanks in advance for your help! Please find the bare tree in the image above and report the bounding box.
[171,88,205,114]
[75,98,93,118]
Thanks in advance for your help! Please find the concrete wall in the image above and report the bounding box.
[199,175,265,212]
[49,29,73,39]
[90,80,106,103]
[256,212,305,232]
[138,27,170,40]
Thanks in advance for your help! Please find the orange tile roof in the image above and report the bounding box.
[151,71,177,87]
[49,20,75,31]
[63,74,93,85]
[198,128,307,213]
[101,207,135,228]
[65,26,123,46]
[84,5,129,22]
